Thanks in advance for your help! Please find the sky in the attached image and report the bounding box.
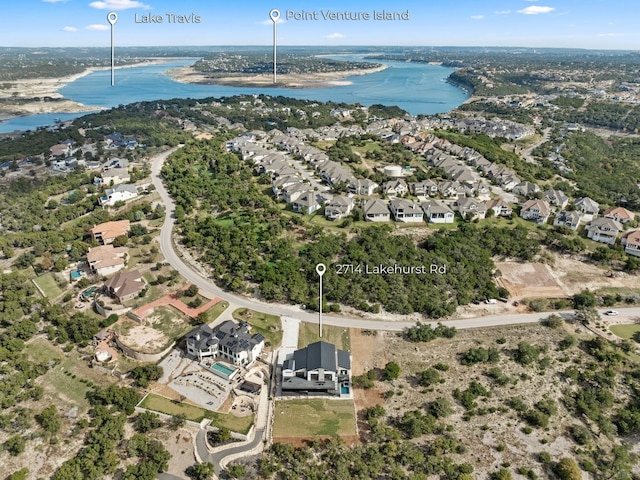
[1,0,640,49]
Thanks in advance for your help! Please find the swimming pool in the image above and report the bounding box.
[207,361,239,381]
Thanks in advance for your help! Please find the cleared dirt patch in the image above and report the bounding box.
[496,262,566,298]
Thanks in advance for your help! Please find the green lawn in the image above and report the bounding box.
[298,322,350,351]
[139,393,253,433]
[232,308,282,348]
[202,301,229,323]
[33,273,64,299]
[273,399,356,438]
[610,323,640,340]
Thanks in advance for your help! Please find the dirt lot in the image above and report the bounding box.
[497,254,640,300]
[363,322,637,479]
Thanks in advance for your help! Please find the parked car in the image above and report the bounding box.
[604,310,619,316]
[485,298,497,304]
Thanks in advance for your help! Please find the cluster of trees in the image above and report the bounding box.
[259,435,473,480]
[166,134,540,316]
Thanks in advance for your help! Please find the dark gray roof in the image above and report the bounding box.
[294,341,336,371]
[337,350,351,369]
[187,320,263,354]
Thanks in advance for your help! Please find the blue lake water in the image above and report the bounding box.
[0,56,468,133]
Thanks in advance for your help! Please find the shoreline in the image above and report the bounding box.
[0,58,184,123]
[167,64,388,89]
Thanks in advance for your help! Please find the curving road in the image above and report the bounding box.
[151,147,640,331]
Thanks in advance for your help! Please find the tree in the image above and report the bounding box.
[168,413,187,430]
[186,462,215,480]
[418,368,441,387]
[9,468,29,480]
[130,364,163,388]
[226,464,246,478]
[553,458,582,480]
[428,397,453,418]
[135,411,163,433]
[571,289,596,309]
[5,434,26,456]
[37,405,61,434]
[383,361,401,380]
[112,234,129,247]
[185,284,199,297]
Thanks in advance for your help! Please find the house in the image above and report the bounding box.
[422,200,455,224]
[484,199,512,217]
[281,341,351,397]
[99,184,138,207]
[389,199,424,223]
[410,180,438,197]
[348,178,378,196]
[87,245,127,276]
[586,217,623,245]
[454,197,486,220]
[292,191,320,215]
[543,189,569,209]
[101,167,130,186]
[553,211,583,230]
[574,197,600,218]
[622,230,640,257]
[381,179,409,197]
[185,320,265,366]
[520,199,551,224]
[512,181,541,198]
[90,220,130,245]
[604,206,635,224]
[324,195,355,221]
[103,270,145,303]
[363,199,390,222]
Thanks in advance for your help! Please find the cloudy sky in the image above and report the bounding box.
[1,0,639,49]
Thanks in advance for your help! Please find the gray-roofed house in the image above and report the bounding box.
[389,199,424,223]
[553,210,584,231]
[363,199,390,222]
[324,195,355,221]
[103,270,145,303]
[543,189,569,209]
[281,341,351,397]
[185,320,265,366]
[520,199,551,224]
[421,200,455,224]
[586,217,623,245]
[574,197,600,218]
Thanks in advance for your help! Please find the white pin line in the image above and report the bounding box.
[315,263,326,337]
[269,9,280,84]
[107,12,118,87]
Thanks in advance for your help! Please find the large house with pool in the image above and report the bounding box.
[281,341,351,397]
[185,320,265,367]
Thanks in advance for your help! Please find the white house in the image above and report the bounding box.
[586,217,623,245]
[363,199,390,222]
[87,245,127,276]
[99,184,138,207]
[389,199,424,223]
[622,229,640,257]
[553,210,583,231]
[574,197,600,219]
[324,195,355,221]
[422,200,455,224]
[281,341,351,397]
[185,320,265,366]
[485,198,512,217]
[604,206,635,224]
[520,199,551,224]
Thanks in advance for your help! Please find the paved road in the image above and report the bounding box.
[151,147,640,331]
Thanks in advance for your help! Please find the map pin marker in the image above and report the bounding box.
[315,263,326,277]
[107,12,118,25]
[269,9,280,23]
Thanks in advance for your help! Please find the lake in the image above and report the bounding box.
[0,56,468,133]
